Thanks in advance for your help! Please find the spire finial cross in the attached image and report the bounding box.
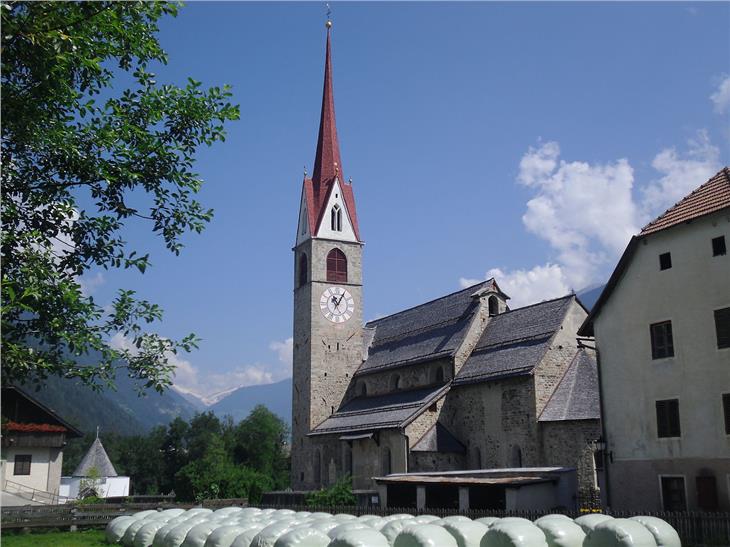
[325,3,332,28]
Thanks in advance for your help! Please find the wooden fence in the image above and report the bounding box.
[2,502,729,546]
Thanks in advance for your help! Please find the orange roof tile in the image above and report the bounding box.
[640,168,730,235]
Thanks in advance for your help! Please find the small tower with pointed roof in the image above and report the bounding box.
[291,20,364,490]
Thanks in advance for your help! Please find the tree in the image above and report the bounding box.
[232,405,290,489]
[1,2,239,390]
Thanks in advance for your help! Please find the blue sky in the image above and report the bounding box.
[85,2,730,398]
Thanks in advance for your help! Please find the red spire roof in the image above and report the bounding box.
[302,26,361,241]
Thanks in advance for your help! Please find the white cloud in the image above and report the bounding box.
[641,131,720,219]
[463,132,721,308]
[462,264,571,309]
[109,332,292,401]
[710,75,730,114]
[78,271,105,296]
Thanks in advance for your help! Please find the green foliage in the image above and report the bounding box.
[74,495,104,505]
[62,407,290,501]
[1,529,107,546]
[1,1,239,391]
[305,475,357,506]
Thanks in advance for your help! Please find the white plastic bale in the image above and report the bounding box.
[135,520,174,547]
[203,525,251,547]
[124,519,155,546]
[308,520,340,533]
[359,516,387,529]
[230,528,267,547]
[250,522,297,547]
[574,514,614,535]
[480,522,548,547]
[181,523,218,547]
[629,516,681,547]
[439,516,472,524]
[154,518,201,547]
[274,509,297,517]
[327,522,371,539]
[380,519,416,545]
[308,512,333,519]
[533,519,586,547]
[440,520,490,547]
[412,516,440,524]
[135,510,163,520]
[386,514,414,521]
[534,515,573,526]
[107,516,139,544]
[393,523,459,547]
[474,518,500,528]
[583,518,658,547]
[240,508,264,518]
[215,508,245,517]
[333,514,358,522]
[271,527,331,547]
[163,518,215,547]
[295,512,312,519]
[328,529,391,547]
[160,509,188,519]
[495,518,534,526]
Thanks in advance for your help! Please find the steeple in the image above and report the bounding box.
[312,24,342,185]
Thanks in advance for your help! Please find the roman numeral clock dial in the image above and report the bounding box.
[320,287,355,323]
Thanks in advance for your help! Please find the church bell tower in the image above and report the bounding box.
[291,21,364,490]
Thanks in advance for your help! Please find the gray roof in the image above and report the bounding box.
[411,423,466,453]
[454,295,574,385]
[539,348,600,422]
[311,384,449,436]
[73,438,118,477]
[355,281,494,376]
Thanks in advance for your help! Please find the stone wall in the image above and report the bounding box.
[351,429,406,490]
[410,451,466,473]
[350,359,451,399]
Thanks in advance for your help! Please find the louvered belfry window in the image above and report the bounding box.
[714,307,730,349]
[326,248,347,283]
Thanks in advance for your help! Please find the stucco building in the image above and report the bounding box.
[579,168,730,511]
[1,386,82,505]
[291,24,602,510]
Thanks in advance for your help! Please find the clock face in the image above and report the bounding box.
[320,287,355,323]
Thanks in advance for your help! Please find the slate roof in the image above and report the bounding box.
[640,167,730,236]
[355,280,497,376]
[73,437,118,477]
[580,167,730,336]
[411,423,466,453]
[539,348,600,422]
[310,384,449,436]
[453,295,574,385]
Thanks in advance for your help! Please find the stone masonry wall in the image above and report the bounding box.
[350,359,451,400]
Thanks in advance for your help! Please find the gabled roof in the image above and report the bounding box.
[1,386,82,438]
[301,27,361,241]
[640,167,730,235]
[310,383,449,436]
[539,348,600,422]
[355,281,494,376]
[411,423,466,454]
[579,167,730,336]
[453,295,574,386]
[73,437,118,477]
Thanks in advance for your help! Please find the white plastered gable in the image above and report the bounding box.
[315,178,358,242]
[296,188,310,246]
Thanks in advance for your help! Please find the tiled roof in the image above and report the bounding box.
[640,168,730,236]
[73,438,118,477]
[310,384,449,436]
[355,281,492,376]
[453,296,574,385]
[539,348,600,422]
[411,423,466,453]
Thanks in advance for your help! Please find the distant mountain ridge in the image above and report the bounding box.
[210,378,292,424]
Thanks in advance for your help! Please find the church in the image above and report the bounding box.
[291,23,602,510]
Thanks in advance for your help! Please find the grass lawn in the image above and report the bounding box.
[1,529,107,546]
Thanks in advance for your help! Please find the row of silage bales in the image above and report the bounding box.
[105,507,681,547]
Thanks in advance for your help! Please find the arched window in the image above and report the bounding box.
[488,295,499,316]
[314,449,322,484]
[382,447,392,475]
[359,382,367,397]
[298,253,308,287]
[331,204,342,232]
[433,366,444,384]
[326,248,347,283]
[510,445,522,468]
[343,443,353,475]
[390,374,401,391]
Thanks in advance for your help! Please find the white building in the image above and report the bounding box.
[59,436,129,501]
[579,168,730,511]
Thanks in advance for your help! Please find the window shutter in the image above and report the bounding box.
[714,307,730,349]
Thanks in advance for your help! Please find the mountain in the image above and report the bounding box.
[22,373,198,435]
[577,284,605,311]
[211,378,292,424]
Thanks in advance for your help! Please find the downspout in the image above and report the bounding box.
[594,344,612,508]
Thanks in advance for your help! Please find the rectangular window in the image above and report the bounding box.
[661,476,687,511]
[696,476,718,512]
[656,399,681,438]
[651,321,675,359]
[712,235,726,256]
[715,308,730,349]
[723,394,730,435]
[13,454,31,476]
[659,252,672,270]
